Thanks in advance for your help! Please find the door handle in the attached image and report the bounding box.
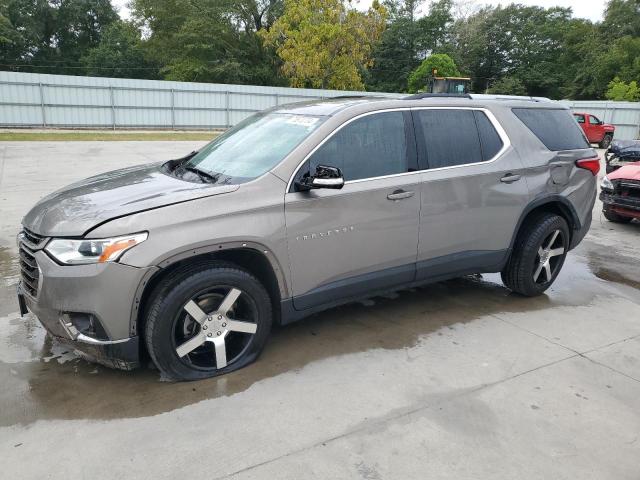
[387,190,415,201]
[500,173,521,183]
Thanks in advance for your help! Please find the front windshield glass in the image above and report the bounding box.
[185,112,326,182]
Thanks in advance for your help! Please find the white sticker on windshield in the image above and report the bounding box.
[286,116,319,128]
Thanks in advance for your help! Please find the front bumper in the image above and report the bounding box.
[18,250,155,370]
[600,191,640,217]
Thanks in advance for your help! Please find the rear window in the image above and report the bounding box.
[474,111,504,160]
[513,108,589,151]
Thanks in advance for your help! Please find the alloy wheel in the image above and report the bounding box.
[532,229,565,284]
[173,287,258,369]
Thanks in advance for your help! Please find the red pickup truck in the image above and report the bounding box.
[573,112,615,148]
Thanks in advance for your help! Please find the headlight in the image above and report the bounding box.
[45,233,148,265]
[601,175,614,191]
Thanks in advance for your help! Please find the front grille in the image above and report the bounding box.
[617,179,640,199]
[18,228,46,297]
[22,227,44,246]
[19,242,39,297]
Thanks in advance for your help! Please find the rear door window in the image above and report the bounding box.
[474,111,504,161]
[413,109,483,169]
[574,114,585,124]
[513,108,589,151]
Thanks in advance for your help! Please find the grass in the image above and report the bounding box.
[0,131,219,141]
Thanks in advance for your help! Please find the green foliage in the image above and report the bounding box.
[366,0,453,92]
[130,0,284,85]
[487,77,527,96]
[81,21,158,78]
[260,0,387,90]
[606,77,640,101]
[0,0,639,101]
[407,53,459,93]
[0,0,118,74]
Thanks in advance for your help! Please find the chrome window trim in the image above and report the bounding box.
[285,106,512,192]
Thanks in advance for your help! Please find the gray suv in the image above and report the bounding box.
[17,95,598,381]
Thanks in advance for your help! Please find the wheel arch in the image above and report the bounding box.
[129,242,288,337]
[509,196,580,253]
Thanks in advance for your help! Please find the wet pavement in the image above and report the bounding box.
[1,142,639,479]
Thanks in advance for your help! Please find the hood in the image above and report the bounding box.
[603,123,615,132]
[22,163,239,237]
[609,162,640,181]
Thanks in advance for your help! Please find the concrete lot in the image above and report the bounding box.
[1,141,639,479]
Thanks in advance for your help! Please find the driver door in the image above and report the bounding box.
[284,110,421,310]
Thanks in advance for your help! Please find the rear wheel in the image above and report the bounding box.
[144,262,272,381]
[501,213,570,296]
[603,207,632,223]
[599,134,613,149]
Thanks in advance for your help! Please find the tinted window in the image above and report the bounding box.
[513,108,589,151]
[474,111,504,160]
[414,109,483,169]
[309,111,407,181]
[574,114,585,123]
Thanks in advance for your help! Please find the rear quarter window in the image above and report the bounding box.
[512,108,589,151]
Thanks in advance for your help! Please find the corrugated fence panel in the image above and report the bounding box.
[0,71,389,129]
[562,100,640,141]
[1,72,637,137]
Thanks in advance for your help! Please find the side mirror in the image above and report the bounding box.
[297,165,345,191]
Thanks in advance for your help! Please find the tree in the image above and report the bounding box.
[450,5,575,97]
[606,77,640,101]
[601,0,640,39]
[487,76,527,95]
[81,21,158,78]
[0,0,118,74]
[130,0,284,85]
[366,0,454,92]
[407,53,459,92]
[260,0,387,90]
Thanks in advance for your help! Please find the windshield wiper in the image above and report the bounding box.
[180,165,222,184]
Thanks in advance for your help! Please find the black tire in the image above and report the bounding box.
[599,134,612,149]
[144,261,272,381]
[603,207,632,223]
[501,213,570,297]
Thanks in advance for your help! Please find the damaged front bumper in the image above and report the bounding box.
[17,247,156,370]
[600,191,640,219]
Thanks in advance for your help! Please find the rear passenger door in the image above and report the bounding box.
[412,108,529,280]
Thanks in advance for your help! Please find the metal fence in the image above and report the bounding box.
[0,71,389,130]
[1,71,639,139]
[561,100,640,141]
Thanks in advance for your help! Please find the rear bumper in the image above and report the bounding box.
[570,209,592,250]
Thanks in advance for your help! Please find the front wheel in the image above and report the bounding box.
[501,213,570,296]
[144,262,272,381]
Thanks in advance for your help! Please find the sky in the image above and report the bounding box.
[111,0,607,23]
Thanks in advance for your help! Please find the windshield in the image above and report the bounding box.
[184,112,326,183]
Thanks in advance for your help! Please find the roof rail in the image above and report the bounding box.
[469,94,552,102]
[404,93,472,100]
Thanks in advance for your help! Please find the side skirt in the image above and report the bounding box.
[280,249,509,325]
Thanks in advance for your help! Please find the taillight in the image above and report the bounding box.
[575,157,600,176]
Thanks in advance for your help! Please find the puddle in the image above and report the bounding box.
[0,246,19,288]
[0,235,639,428]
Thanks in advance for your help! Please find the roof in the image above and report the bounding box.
[271,93,559,117]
